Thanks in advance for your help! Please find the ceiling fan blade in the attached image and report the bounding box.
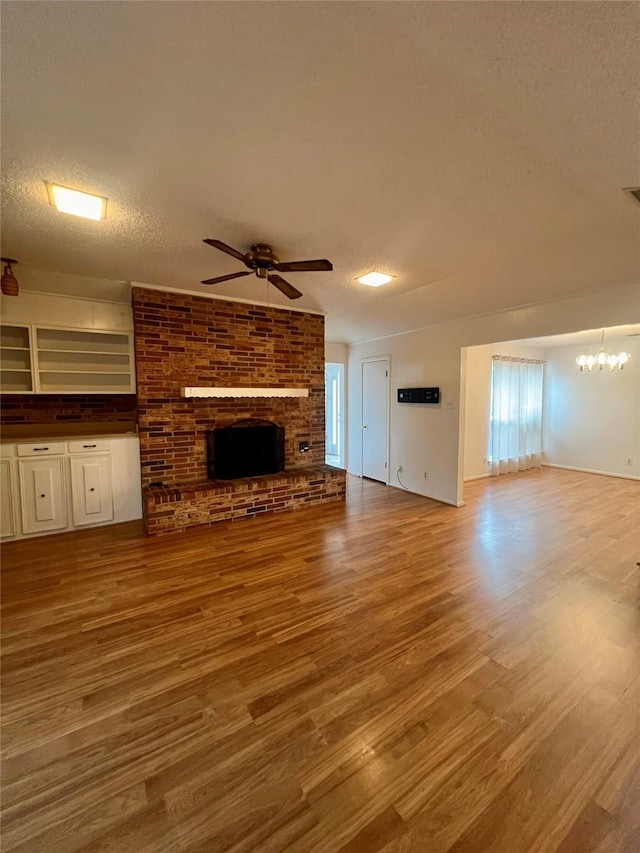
[274,258,333,273]
[201,271,252,285]
[268,274,303,300]
[203,239,246,262]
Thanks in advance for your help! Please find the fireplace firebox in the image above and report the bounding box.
[207,419,285,480]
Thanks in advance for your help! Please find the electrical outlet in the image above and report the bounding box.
[482,457,487,465]
[398,465,404,473]
[445,400,455,409]
[626,458,633,466]
[423,472,428,479]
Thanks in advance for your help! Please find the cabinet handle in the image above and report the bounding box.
[34,447,49,451]
[89,488,95,492]
[83,444,97,448]
[40,493,46,498]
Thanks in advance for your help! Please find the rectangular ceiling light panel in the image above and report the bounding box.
[358,271,394,287]
[46,183,107,221]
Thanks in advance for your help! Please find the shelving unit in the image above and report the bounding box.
[35,328,134,393]
[1,325,33,393]
[0,324,135,394]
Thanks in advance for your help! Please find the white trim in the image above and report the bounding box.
[20,288,129,306]
[388,481,464,506]
[131,281,325,317]
[182,387,309,399]
[464,473,491,482]
[542,463,640,481]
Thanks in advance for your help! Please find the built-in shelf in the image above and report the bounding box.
[182,386,310,399]
[1,325,34,393]
[1,323,135,394]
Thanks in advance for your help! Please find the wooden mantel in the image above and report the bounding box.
[181,387,309,398]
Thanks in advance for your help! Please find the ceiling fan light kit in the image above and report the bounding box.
[201,239,333,300]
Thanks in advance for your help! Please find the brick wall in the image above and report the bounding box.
[0,394,137,424]
[132,288,326,487]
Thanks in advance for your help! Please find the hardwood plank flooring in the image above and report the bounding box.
[1,468,638,852]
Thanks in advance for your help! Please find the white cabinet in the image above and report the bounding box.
[0,324,34,393]
[0,459,17,538]
[19,457,67,535]
[1,436,141,539]
[0,291,135,395]
[0,324,135,395]
[35,327,134,394]
[70,454,113,526]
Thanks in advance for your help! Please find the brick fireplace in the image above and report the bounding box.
[132,287,346,534]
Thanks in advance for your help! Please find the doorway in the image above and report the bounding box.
[361,356,389,483]
[325,363,344,468]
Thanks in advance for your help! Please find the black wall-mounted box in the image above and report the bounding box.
[397,387,440,404]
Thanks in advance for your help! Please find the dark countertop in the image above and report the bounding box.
[0,421,138,443]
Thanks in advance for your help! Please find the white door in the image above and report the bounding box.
[361,357,389,483]
[0,460,16,538]
[70,455,114,526]
[19,457,67,534]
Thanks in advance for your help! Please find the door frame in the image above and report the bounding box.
[360,355,391,484]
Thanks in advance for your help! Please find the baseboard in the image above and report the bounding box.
[464,473,490,482]
[542,463,640,482]
[388,480,463,507]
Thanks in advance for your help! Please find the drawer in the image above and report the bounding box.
[68,439,111,453]
[0,444,16,458]
[17,442,66,457]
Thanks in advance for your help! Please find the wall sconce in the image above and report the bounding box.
[1,258,19,297]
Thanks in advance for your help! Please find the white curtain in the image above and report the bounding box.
[490,357,544,476]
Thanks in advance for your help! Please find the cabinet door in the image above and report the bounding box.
[0,459,17,538]
[70,455,114,526]
[19,458,67,534]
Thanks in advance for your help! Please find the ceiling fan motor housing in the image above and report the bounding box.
[247,243,279,274]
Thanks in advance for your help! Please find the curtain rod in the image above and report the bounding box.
[492,355,546,364]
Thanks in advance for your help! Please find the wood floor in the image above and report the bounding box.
[1,469,638,852]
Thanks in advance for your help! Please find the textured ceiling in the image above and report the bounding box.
[505,323,640,349]
[1,1,639,342]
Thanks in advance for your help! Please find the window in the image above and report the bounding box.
[489,357,544,475]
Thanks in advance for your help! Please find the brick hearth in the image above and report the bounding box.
[132,287,346,534]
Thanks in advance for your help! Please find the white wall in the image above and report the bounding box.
[348,282,640,506]
[543,337,640,478]
[5,266,131,303]
[0,267,132,332]
[325,342,348,363]
[463,342,545,480]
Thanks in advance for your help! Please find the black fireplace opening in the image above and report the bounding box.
[207,419,285,480]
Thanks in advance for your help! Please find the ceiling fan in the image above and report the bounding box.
[201,239,333,300]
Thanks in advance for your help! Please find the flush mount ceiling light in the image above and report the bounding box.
[46,182,107,221]
[358,271,394,287]
[576,329,631,372]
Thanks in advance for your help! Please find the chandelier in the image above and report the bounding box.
[576,330,631,372]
